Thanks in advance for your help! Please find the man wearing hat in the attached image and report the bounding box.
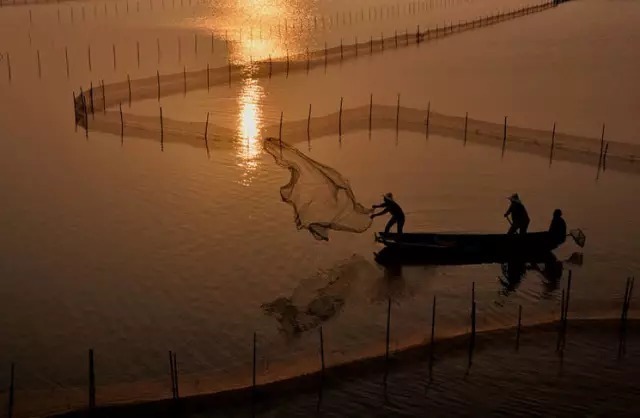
[371,193,405,234]
[504,193,530,234]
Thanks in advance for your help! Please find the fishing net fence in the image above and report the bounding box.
[72,1,556,115]
[68,0,640,177]
[1,275,636,418]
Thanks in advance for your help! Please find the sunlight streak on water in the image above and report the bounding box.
[236,72,264,184]
[197,0,314,61]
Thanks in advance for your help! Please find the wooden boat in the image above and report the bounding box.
[374,231,570,266]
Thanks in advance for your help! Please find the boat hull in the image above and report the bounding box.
[375,231,559,266]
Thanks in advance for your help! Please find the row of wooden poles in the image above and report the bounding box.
[4,273,634,417]
[7,0,463,23]
[70,2,556,117]
[20,0,462,26]
[74,80,614,179]
[6,1,552,82]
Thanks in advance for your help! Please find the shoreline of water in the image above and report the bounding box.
[21,316,633,418]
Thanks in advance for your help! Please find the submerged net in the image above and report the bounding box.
[261,254,380,335]
[263,137,372,241]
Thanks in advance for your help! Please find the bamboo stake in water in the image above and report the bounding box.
[516,305,522,351]
[339,97,343,137]
[8,362,15,418]
[80,87,88,138]
[156,70,161,101]
[127,74,132,106]
[204,63,209,92]
[464,111,468,145]
[36,49,41,79]
[324,42,328,68]
[183,66,186,95]
[64,47,70,79]
[368,93,373,134]
[279,111,283,152]
[603,142,609,171]
[136,41,140,68]
[562,270,573,345]
[598,123,606,168]
[468,282,476,371]
[112,44,117,70]
[119,102,124,142]
[557,288,566,352]
[89,82,95,116]
[88,349,95,409]
[319,326,325,380]
[87,44,92,72]
[307,103,312,140]
[384,297,391,384]
[549,122,556,165]
[429,295,436,381]
[159,106,164,151]
[168,351,175,398]
[306,47,310,73]
[203,112,210,158]
[252,332,257,411]
[501,116,508,156]
[101,80,106,114]
[426,101,431,138]
[619,277,634,357]
[395,94,400,134]
[6,52,11,82]
[172,352,179,399]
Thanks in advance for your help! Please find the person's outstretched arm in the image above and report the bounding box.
[371,208,390,218]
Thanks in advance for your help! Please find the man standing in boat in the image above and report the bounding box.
[371,193,405,234]
[504,193,530,234]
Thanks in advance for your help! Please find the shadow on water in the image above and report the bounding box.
[498,251,583,297]
[261,254,381,337]
[375,245,584,297]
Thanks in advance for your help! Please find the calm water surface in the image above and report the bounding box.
[0,0,639,415]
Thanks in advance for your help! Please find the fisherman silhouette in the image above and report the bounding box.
[548,209,567,248]
[371,193,405,234]
[504,193,530,234]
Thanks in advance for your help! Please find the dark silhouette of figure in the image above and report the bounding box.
[371,193,405,234]
[499,260,528,294]
[504,193,530,234]
[548,209,567,248]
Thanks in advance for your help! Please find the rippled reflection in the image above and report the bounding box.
[236,73,264,184]
[198,0,314,62]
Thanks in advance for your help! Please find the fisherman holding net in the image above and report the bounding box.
[371,193,405,234]
[504,193,530,234]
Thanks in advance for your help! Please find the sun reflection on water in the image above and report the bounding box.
[236,73,264,184]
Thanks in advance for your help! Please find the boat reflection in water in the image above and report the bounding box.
[375,245,583,295]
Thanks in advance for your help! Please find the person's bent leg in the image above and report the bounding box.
[385,217,397,234]
[397,216,405,234]
[508,224,518,235]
